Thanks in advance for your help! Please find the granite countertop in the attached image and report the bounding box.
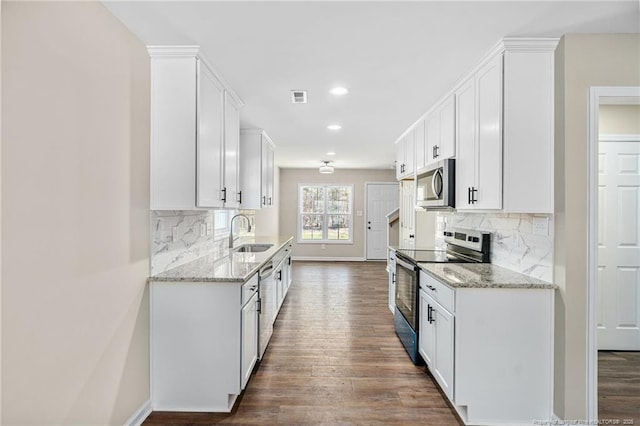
[149,236,293,283]
[418,263,558,290]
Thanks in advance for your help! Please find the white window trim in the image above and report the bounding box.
[297,184,354,244]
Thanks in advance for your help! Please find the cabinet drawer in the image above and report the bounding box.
[242,274,259,306]
[419,270,454,313]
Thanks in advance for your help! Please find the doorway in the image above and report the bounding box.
[588,87,640,421]
[365,182,399,260]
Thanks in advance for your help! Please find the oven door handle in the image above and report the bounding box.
[395,256,417,271]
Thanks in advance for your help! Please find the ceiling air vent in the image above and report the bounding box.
[291,90,308,104]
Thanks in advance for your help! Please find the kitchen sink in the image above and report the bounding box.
[234,244,273,253]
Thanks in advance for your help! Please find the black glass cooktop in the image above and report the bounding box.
[395,249,469,263]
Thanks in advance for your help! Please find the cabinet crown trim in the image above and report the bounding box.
[148,45,245,108]
[241,128,276,148]
[501,37,560,51]
[147,45,201,57]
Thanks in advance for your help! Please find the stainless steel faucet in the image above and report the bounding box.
[229,214,252,248]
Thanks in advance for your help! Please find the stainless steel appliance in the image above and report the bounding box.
[394,228,491,364]
[258,261,275,359]
[415,159,455,210]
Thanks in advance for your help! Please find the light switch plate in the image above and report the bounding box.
[533,216,549,236]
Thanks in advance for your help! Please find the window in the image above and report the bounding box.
[298,184,353,243]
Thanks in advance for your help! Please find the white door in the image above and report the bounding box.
[597,138,640,350]
[366,183,399,259]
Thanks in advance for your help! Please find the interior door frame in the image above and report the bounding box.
[587,86,640,421]
[364,182,399,260]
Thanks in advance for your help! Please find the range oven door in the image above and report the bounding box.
[395,255,419,330]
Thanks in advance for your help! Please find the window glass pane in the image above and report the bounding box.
[301,215,324,240]
[301,186,325,213]
[327,215,350,240]
[327,186,351,214]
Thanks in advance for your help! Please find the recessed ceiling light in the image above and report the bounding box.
[330,87,349,96]
[327,124,342,131]
[326,151,336,156]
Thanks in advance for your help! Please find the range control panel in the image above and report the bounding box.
[443,228,490,252]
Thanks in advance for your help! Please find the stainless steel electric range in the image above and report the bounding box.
[394,228,491,364]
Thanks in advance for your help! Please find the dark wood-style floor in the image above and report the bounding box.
[599,351,640,423]
[144,261,462,425]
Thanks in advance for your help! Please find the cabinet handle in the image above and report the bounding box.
[268,197,272,205]
[288,257,292,266]
[471,187,478,204]
[392,273,396,284]
[277,271,282,280]
[367,226,371,230]
[428,305,435,324]
[409,234,415,239]
[237,190,242,204]
[221,187,227,202]
[435,145,440,158]
[256,298,262,313]
[467,187,472,205]
[262,195,266,206]
[425,284,436,292]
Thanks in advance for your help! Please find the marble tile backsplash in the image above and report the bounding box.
[435,212,553,283]
[151,210,255,275]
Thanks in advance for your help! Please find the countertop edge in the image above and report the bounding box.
[418,263,559,290]
[147,236,293,284]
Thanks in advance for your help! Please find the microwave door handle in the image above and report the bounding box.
[432,169,443,198]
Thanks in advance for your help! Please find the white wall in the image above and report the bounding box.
[2,2,150,424]
[280,168,396,259]
[600,105,640,135]
[553,34,640,420]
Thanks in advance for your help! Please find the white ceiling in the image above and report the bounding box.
[103,1,639,169]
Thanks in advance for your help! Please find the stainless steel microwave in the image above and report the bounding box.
[415,159,455,210]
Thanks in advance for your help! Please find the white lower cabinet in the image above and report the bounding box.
[419,289,454,400]
[151,274,259,412]
[388,249,396,313]
[418,270,554,425]
[241,291,259,390]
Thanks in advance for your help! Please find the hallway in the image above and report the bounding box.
[144,261,461,425]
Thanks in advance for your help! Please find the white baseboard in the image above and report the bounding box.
[292,256,366,262]
[124,398,152,426]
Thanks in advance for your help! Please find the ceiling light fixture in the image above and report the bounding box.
[319,161,334,174]
[326,151,336,156]
[330,86,349,96]
[327,124,342,131]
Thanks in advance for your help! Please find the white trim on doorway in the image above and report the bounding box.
[587,86,640,422]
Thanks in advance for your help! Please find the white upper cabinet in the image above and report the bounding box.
[396,38,557,213]
[197,62,225,208]
[240,129,275,209]
[456,53,504,211]
[395,130,415,180]
[148,46,244,210]
[224,93,241,208]
[414,120,427,172]
[501,44,556,213]
[425,95,456,168]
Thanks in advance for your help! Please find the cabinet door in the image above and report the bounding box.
[418,290,435,367]
[241,292,259,389]
[404,129,415,177]
[196,62,225,208]
[433,302,455,400]
[395,138,405,180]
[260,137,269,207]
[475,54,503,210]
[266,142,275,206]
[425,111,439,165]
[455,77,476,209]
[414,120,427,172]
[224,93,241,208]
[438,95,456,160]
